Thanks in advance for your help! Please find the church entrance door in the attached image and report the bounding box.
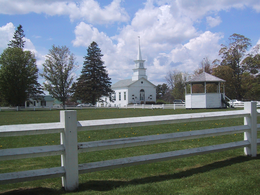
[140,89,145,103]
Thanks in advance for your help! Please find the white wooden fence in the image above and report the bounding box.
[125,104,185,109]
[0,102,259,191]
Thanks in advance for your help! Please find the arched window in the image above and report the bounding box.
[140,89,145,101]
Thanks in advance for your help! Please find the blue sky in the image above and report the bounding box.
[0,0,260,85]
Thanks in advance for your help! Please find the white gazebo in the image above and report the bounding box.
[185,72,226,109]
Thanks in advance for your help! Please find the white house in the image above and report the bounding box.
[25,95,62,108]
[98,39,156,107]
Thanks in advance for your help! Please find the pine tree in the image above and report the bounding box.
[8,24,25,48]
[74,41,113,105]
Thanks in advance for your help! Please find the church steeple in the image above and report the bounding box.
[137,36,142,61]
[132,36,147,81]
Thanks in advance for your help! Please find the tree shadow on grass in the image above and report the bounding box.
[1,155,259,194]
[78,155,258,192]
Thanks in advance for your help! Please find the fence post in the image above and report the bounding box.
[244,102,257,157]
[60,110,79,191]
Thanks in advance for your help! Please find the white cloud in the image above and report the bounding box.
[0,23,46,72]
[172,0,260,21]
[0,0,129,24]
[0,22,15,51]
[206,16,222,28]
[71,2,226,84]
[169,31,223,72]
[72,22,114,49]
[3,0,258,85]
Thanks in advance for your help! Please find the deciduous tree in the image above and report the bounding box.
[156,83,169,102]
[41,45,76,109]
[165,70,186,101]
[212,65,236,99]
[241,44,260,75]
[0,47,43,106]
[216,33,251,100]
[195,57,213,75]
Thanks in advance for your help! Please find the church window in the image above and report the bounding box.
[124,92,126,100]
[140,89,145,101]
[41,101,46,107]
[119,92,121,101]
[141,81,143,84]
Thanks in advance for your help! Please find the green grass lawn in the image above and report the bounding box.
[0,108,260,195]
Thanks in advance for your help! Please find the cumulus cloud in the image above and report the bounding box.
[0,22,15,51]
[170,31,223,70]
[71,1,245,84]
[3,0,259,85]
[0,23,46,71]
[206,16,222,27]
[0,0,129,24]
[72,22,114,49]
[173,0,260,21]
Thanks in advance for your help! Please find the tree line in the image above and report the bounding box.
[157,33,260,103]
[1,25,259,107]
[0,25,112,107]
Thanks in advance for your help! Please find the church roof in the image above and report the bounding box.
[112,78,156,89]
[186,72,225,83]
[112,79,135,88]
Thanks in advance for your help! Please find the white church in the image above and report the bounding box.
[97,39,156,107]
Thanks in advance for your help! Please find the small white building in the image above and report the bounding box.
[98,39,156,107]
[25,95,62,108]
[185,72,226,109]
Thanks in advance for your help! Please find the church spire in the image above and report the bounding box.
[132,36,147,81]
[137,36,142,60]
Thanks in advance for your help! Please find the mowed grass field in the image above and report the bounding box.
[0,108,260,195]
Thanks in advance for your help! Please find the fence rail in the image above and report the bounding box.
[0,102,259,191]
[0,103,186,111]
[1,101,260,111]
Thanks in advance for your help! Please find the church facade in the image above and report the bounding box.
[98,39,156,107]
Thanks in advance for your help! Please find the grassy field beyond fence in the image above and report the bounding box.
[0,108,260,195]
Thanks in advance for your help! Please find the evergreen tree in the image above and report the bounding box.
[8,24,25,48]
[41,45,76,109]
[74,41,113,105]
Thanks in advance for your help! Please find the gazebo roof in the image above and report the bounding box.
[186,72,225,83]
